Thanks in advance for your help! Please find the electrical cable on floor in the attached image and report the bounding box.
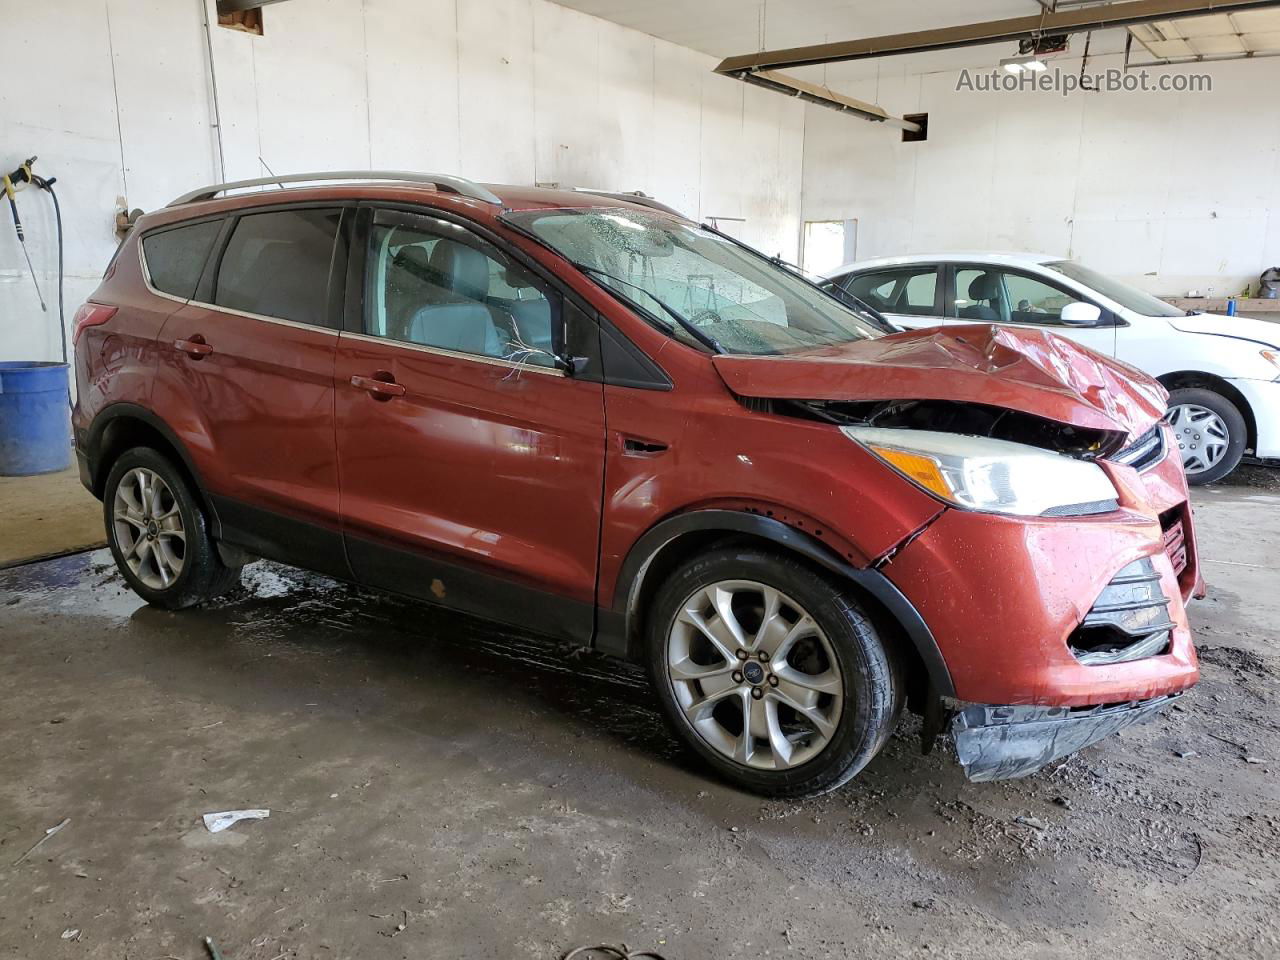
[562,945,668,960]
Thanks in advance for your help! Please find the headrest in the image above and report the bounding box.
[391,243,434,280]
[967,273,1001,301]
[428,239,489,300]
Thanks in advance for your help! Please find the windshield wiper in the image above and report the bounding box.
[570,262,724,354]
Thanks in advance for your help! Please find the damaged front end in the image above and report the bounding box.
[950,695,1180,782]
[716,324,1199,783]
[784,396,1128,460]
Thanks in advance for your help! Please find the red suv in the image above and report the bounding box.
[73,172,1201,796]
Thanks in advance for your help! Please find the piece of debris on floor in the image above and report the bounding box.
[202,809,270,833]
[11,817,70,866]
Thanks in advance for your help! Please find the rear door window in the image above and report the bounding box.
[846,267,939,315]
[142,220,223,299]
[214,208,342,326]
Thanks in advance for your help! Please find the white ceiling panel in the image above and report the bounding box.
[1176,12,1236,36]
[1145,37,1198,57]
[1129,7,1280,63]
[1232,7,1280,31]
[1244,29,1280,50]
[1190,33,1247,53]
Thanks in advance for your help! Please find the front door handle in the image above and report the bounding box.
[174,336,213,359]
[621,435,669,457]
[351,374,406,399]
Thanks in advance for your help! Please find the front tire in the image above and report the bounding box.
[647,546,903,797]
[1167,387,1246,485]
[104,447,241,609]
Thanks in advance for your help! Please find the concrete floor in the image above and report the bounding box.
[1,470,1277,960]
[0,466,104,568]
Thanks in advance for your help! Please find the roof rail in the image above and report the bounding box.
[167,171,504,207]
[572,188,688,219]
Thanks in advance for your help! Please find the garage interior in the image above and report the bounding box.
[2,0,1279,957]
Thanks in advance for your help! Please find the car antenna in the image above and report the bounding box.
[258,156,286,189]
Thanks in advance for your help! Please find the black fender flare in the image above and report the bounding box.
[84,402,220,535]
[603,509,954,697]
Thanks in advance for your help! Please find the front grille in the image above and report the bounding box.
[1110,424,1166,472]
[1161,507,1189,578]
[1068,557,1174,666]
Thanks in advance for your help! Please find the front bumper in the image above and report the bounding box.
[1231,376,1280,459]
[882,441,1200,708]
[951,694,1179,781]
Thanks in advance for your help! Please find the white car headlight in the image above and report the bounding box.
[842,427,1119,517]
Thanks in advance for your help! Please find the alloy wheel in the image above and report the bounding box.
[112,467,186,590]
[665,580,844,770]
[1169,403,1230,476]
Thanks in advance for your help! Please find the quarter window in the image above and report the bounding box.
[365,217,558,368]
[845,268,938,316]
[214,208,341,325]
[142,220,222,299]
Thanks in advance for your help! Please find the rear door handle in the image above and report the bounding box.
[351,374,406,399]
[174,337,213,359]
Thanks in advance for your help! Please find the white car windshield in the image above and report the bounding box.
[1044,260,1185,318]
[502,207,884,355]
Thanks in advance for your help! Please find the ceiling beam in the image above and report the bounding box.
[715,0,1280,73]
[735,70,922,130]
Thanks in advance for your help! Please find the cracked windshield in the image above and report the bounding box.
[503,207,883,355]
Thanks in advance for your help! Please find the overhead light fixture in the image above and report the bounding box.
[1000,54,1048,73]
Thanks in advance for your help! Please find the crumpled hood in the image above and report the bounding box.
[712,324,1168,439]
[1169,311,1280,348]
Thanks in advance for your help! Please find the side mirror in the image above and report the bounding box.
[1060,301,1102,326]
[555,354,591,376]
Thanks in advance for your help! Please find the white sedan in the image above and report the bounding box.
[823,252,1280,484]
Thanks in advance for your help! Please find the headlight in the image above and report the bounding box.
[1262,349,1280,380]
[842,427,1119,517]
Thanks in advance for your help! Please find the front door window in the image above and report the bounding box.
[365,215,558,368]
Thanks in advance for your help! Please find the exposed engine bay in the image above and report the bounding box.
[771,398,1128,460]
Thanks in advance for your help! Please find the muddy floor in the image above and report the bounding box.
[0,479,1277,959]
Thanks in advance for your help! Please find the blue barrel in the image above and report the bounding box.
[0,362,72,476]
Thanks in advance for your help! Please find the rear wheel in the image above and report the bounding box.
[104,447,241,608]
[647,546,903,797]
[1167,387,1246,485]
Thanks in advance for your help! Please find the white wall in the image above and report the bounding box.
[0,0,804,365]
[801,52,1280,298]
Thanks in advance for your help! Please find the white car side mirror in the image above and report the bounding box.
[1060,301,1102,326]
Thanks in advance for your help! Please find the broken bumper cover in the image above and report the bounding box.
[951,694,1180,782]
